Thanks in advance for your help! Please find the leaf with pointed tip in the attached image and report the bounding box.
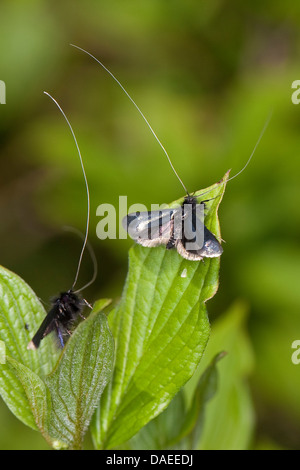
[5,356,54,445]
[92,172,229,449]
[0,266,59,428]
[92,298,112,315]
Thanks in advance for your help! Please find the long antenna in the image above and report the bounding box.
[44,91,90,291]
[70,43,189,196]
[196,111,272,201]
[63,226,98,293]
[226,110,273,183]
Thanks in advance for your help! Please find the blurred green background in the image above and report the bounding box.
[1,0,300,450]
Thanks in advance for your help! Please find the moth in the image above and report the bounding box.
[123,195,223,261]
[71,45,271,262]
[28,291,86,350]
[27,93,96,350]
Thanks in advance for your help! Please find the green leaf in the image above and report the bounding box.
[45,309,114,450]
[184,301,255,450]
[0,266,59,428]
[92,172,229,449]
[178,352,226,449]
[128,390,186,450]
[0,263,114,448]
[128,352,225,450]
[5,356,53,446]
[92,298,112,315]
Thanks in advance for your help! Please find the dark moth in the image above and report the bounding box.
[123,195,223,261]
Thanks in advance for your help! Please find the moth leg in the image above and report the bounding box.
[56,326,65,348]
[166,236,176,250]
[82,298,93,309]
[200,194,221,205]
[166,216,175,250]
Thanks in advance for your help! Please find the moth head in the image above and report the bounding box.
[183,195,197,206]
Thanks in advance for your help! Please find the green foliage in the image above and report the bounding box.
[45,307,114,449]
[128,352,225,450]
[1,0,299,450]
[0,266,114,449]
[0,266,59,429]
[127,302,255,451]
[0,175,228,449]
[6,357,52,444]
[178,352,226,449]
[184,302,255,450]
[91,175,227,449]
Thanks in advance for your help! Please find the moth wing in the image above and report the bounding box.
[201,226,223,257]
[27,305,58,350]
[181,205,205,251]
[177,225,223,261]
[123,209,176,246]
[176,239,204,261]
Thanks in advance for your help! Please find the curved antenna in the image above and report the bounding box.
[63,226,98,293]
[194,111,273,201]
[70,43,189,196]
[44,91,90,291]
[226,110,273,183]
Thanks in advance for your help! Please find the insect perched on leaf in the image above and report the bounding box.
[71,44,271,261]
[123,195,223,261]
[27,94,97,350]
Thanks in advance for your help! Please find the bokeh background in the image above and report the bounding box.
[1,0,300,449]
